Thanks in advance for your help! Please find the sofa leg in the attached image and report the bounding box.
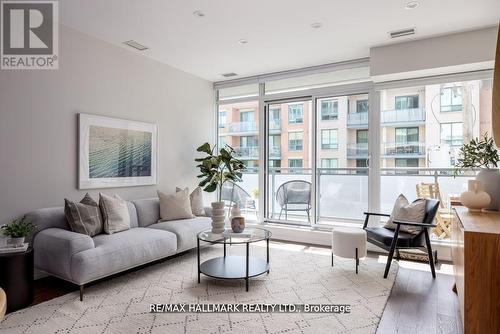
[79,285,84,301]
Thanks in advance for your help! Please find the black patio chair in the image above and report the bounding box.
[276,180,312,222]
[363,199,440,279]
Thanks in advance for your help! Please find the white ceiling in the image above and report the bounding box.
[61,0,500,82]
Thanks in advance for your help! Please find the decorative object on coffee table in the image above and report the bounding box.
[210,202,226,234]
[231,216,245,233]
[460,180,491,212]
[1,216,36,248]
[454,134,500,210]
[230,203,241,219]
[195,142,246,234]
[0,247,34,312]
[197,227,271,291]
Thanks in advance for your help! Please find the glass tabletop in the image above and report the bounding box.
[198,227,271,244]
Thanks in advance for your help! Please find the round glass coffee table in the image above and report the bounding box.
[197,227,271,291]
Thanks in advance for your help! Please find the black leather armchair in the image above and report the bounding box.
[363,199,440,279]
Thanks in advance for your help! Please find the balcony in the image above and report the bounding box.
[234,146,281,159]
[237,167,474,240]
[224,119,281,135]
[381,108,425,126]
[347,143,369,159]
[347,112,368,128]
[382,142,426,157]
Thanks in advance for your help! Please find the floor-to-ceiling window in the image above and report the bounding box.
[214,64,493,237]
[316,93,369,224]
[378,77,494,241]
[216,83,260,221]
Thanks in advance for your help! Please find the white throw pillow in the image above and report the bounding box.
[175,186,205,216]
[384,194,426,235]
[99,193,131,234]
[158,189,195,221]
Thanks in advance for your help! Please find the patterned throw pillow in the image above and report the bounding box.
[64,193,103,236]
[175,187,205,216]
[384,194,426,235]
[99,193,131,234]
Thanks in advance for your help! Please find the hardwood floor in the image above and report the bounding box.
[30,249,462,334]
[377,259,463,334]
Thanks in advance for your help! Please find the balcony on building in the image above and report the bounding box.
[347,112,368,128]
[381,108,425,126]
[225,119,281,136]
[382,142,426,158]
[234,146,281,160]
[346,143,369,159]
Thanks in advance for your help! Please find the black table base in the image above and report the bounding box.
[197,236,270,291]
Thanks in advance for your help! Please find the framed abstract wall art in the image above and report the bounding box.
[78,113,158,189]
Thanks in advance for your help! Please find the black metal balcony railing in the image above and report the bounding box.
[381,108,425,124]
[382,142,426,156]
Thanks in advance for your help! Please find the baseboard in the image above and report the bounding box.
[253,223,452,262]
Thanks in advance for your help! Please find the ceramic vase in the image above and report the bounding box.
[211,201,226,234]
[460,180,491,212]
[475,169,500,210]
[230,203,241,219]
[231,216,245,233]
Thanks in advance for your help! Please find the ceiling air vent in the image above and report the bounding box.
[123,40,148,51]
[221,72,238,78]
[389,28,416,39]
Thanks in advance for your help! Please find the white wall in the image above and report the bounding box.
[0,25,214,230]
[370,26,497,82]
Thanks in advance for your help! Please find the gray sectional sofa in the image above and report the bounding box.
[26,197,212,300]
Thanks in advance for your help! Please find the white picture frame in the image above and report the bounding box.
[78,113,158,189]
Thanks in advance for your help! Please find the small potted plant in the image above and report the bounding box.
[454,133,500,210]
[195,143,246,233]
[1,216,36,247]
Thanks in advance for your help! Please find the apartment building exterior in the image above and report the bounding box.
[218,79,492,170]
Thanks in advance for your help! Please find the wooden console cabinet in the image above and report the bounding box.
[451,207,500,333]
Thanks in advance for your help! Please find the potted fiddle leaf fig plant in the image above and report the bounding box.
[1,216,36,247]
[195,142,246,233]
[454,133,500,210]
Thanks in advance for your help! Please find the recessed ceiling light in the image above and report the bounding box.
[405,1,419,9]
[238,39,248,45]
[311,22,323,29]
[123,40,148,51]
[193,10,205,17]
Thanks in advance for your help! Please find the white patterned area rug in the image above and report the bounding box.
[1,242,397,334]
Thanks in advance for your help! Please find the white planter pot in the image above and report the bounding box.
[8,236,25,247]
[460,180,491,212]
[211,201,226,234]
[475,169,500,210]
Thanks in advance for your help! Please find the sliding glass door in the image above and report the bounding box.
[263,93,370,225]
